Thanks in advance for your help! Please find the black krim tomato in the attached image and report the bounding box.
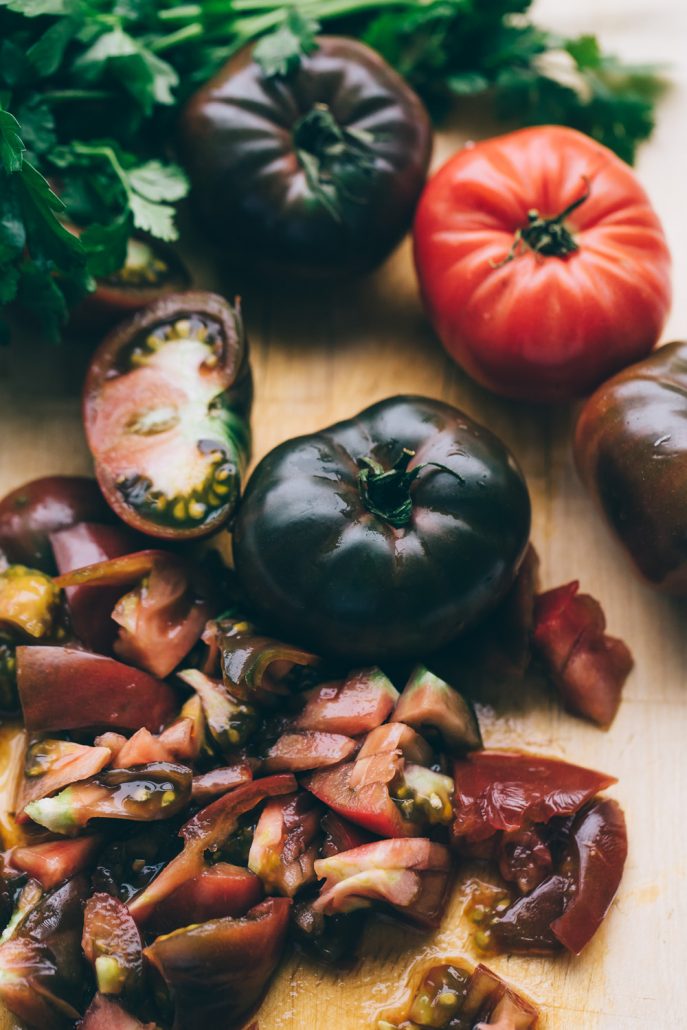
[233,396,531,661]
[83,291,252,540]
[178,37,432,279]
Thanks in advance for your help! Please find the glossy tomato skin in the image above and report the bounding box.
[179,37,432,279]
[233,396,530,661]
[0,476,111,573]
[83,291,252,541]
[414,126,671,402]
[574,341,687,594]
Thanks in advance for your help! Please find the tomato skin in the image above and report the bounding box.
[147,864,263,934]
[179,37,431,280]
[0,476,111,573]
[233,396,530,661]
[413,125,671,402]
[143,897,291,1030]
[83,291,252,541]
[574,341,687,594]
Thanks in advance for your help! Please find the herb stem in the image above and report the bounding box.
[149,23,205,52]
[157,4,203,21]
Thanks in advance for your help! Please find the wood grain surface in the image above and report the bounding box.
[1,1,686,1027]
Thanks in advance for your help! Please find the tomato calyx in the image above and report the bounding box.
[293,103,376,223]
[493,177,591,268]
[358,447,465,528]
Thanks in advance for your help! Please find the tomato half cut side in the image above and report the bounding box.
[83,291,252,540]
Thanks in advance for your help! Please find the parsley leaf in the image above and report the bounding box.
[254,9,319,78]
[0,108,25,173]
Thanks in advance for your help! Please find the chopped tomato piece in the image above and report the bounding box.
[248,792,321,897]
[191,763,254,804]
[378,958,538,1029]
[144,897,291,1030]
[452,751,616,845]
[50,522,142,653]
[292,668,398,736]
[16,646,177,733]
[263,730,357,772]
[533,581,633,728]
[10,836,101,889]
[305,761,413,839]
[0,565,61,641]
[82,892,143,998]
[550,797,628,954]
[25,762,192,834]
[321,811,374,858]
[392,664,482,755]
[177,668,257,754]
[149,863,263,934]
[220,621,321,705]
[17,738,112,817]
[313,838,452,928]
[127,774,296,924]
[80,993,158,1029]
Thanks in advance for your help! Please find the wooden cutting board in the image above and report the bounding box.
[1,1,686,1026]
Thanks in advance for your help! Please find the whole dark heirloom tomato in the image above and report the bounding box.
[178,37,432,279]
[413,125,671,402]
[574,341,687,594]
[83,291,252,540]
[233,396,530,661]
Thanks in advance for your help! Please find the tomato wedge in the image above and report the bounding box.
[82,892,143,998]
[83,291,252,540]
[292,668,399,736]
[313,838,452,928]
[248,792,321,897]
[452,751,616,845]
[10,836,101,889]
[16,646,177,733]
[148,863,263,934]
[263,730,357,772]
[533,581,633,728]
[80,993,157,1030]
[50,522,143,653]
[144,897,291,1030]
[191,763,254,803]
[17,738,112,816]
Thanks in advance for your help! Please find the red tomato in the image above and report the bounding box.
[413,126,671,402]
[248,792,321,897]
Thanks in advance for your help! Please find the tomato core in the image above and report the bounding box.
[494,177,591,267]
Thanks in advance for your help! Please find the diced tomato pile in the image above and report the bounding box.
[0,485,631,1029]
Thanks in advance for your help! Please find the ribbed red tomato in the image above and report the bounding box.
[413,125,671,402]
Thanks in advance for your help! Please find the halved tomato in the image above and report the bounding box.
[83,292,252,540]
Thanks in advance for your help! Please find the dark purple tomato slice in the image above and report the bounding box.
[25,762,192,835]
[50,522,143,653]
[292,667,398,736]
[83,291,252,540]
[451,751,616,845]
[392,664,483,755]
[144,896,291,1030]
[305,761,415,839]
[16,646,178,734]
[550,797,628,954]
[72,236,191,331]
[320,811,374,858]
[82,892,143,998]
[313,838,452,928]
[0,476,111,573]
[149,863,263,934]
[10,836,101,890]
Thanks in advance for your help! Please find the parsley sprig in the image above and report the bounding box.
[0,0,666,343]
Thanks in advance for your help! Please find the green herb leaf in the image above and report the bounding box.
[0,107,25,173]
[254,9,319,79]
[80,213,131,277]
[127,160,189,204]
